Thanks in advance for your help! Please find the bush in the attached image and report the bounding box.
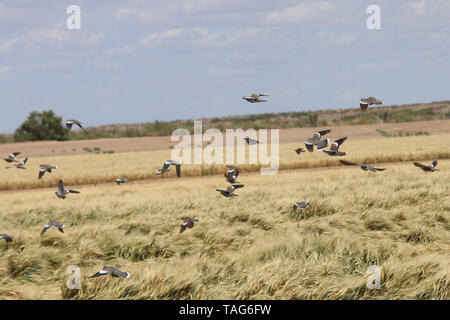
[14,110,68,142]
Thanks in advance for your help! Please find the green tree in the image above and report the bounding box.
[14,110,69,142]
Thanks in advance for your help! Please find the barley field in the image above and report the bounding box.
[1,134,450,191]
[0,151,448,299]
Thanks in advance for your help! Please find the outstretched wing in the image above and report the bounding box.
[40,225,50,235]
[414,162,428,170]
[58,180,65,193]
[330,137,347,151]
[317,129,331,137]
[430,160,437,168]
[305,140,314,152]
[180,221,189,233]
[340,160,357,166]
[175,164,181,177]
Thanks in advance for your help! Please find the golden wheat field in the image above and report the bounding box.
[0,134,449,299]
[1,134,450,191]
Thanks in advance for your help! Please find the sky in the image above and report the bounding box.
[1,0,449,133]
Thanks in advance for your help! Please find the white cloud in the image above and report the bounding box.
[266,2,335,24]
[0,28,105,54]
[140,28,185,46]
[409,1,426,15]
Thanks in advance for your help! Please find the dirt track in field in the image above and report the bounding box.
[1,119,449,158]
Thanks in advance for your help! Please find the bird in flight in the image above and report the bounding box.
[359,97,383,112]
[0,234,14,242]
[65,119,84,130]
[414,160,439,172]
[88,266,130,279]
[7,157,28,169]
[322,137,347,156]
[3,152,21,163]
[38,164,57,179]
[292,201,310,215]
[305,130,331,152]
[180,217,200,233]
[40,220,65,235]
[339,160,386,172]
[224,165,240,183]
[55,180,80,199]
[243,136,259,145]
[216,184,244,197]
[115,178,128,185]
[242,93,269,103]
[156,160,181,177]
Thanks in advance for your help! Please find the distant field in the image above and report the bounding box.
[1,134,450,191]
[1,119,449,158]
[0,160,448,299]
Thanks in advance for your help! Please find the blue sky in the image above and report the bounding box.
[1,0,449,133]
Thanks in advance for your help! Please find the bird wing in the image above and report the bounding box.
[305,141,314,152]
[330,137,347,151]
[10,152,21,158]
[58,180,65,193]
[430,160,437,168]
[38,169,46,179]
[340,160,357,166]
[414,162,428,169]
[175,164,181,177]
[360,102,369,111]
[68,189,80,194]
[40,225,50,235]
[74,121,83,129]
[231,184,244,189]
[180,222,188,233]
[21,157,28,165]
[317,129,331,137]
[374,168,387,171]
[88,270,110,278]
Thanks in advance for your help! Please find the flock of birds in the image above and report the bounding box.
[0,97,442,280]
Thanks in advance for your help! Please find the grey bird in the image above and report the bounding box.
[242,93,269,103]
[224,165,241,183]
[305,130,331,152]
[322,137,347,156]
[180,217,200,233]
[88,266,130,279]
[0,234,14,242]
[38,164,58,179]
[243,136,259,145]
[216,184,244,197]
[55,180,80,199]
[295,148,306,154]
[414,160,439,172]
[65,119,84,130]
[115,178,128,185]
[340,160,386,172]
[3,152,21,163]
[12,157,28,169]
[156,160,181,177]
[292,201,310,215]
[360,97,383,112]
[40,220,65,235]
